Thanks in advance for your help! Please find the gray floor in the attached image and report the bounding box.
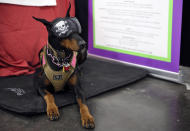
[0,67,190,131]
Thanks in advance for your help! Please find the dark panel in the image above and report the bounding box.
[75,0,88,43]
[180,0,190,66]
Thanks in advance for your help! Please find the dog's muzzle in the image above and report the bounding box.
[71,33,87,65]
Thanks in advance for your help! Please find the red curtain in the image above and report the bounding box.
[0,0,75,76]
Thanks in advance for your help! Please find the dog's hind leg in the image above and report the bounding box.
[68,73,95,129]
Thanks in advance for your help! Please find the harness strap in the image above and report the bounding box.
[40,45,77,92]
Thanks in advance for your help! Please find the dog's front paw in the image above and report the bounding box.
[81,113,95,129]
[46,104,60,121]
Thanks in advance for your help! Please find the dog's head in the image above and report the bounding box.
[33,4,86,52]
[33,5,87,64]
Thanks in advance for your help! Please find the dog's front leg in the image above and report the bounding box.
[39,87,60,121]
[43,90,60,120]
[68,74,95,129]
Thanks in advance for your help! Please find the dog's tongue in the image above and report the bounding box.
[71,52,77,68]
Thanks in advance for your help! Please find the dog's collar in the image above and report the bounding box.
[46,42,73,69]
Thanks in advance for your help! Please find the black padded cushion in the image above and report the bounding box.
[0,57,148,114]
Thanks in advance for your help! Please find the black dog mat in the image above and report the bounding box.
[0,56,148,114]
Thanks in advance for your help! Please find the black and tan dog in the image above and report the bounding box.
[33,6,95,129]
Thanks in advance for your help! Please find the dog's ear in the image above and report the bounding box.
[32,16,52,30]
[65,3,71,17]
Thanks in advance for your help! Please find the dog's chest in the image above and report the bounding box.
[44,65,74,92]
[41,45,77,92]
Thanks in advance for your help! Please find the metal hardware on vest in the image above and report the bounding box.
[47,43,72,68]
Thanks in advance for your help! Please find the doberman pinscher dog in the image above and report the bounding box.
[33,5,95,129]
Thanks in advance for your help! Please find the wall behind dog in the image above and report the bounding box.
[0,0,75,76]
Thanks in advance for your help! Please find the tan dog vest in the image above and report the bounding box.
[41,45,77,92]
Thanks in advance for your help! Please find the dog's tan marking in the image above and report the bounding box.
[39,51,43,61]
[77,98,95,128]
[44,79,51,86]
[71,39,79,51]
[44,90,60,120]
[60,39,79,51]
[68,74,77,86]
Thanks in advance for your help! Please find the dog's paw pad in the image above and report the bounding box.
[47,105,60,121]
[48,113,60,121]
[82,115,95,129]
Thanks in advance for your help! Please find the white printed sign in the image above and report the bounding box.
[93,0,173,62]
